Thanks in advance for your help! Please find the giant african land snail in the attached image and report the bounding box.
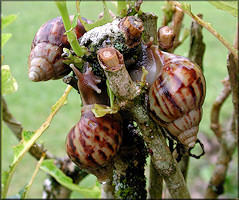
[65,64,123,182]
[128,26,206,149]
[28,16,86,82]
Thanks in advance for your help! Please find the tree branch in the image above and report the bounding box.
[227,22,238,136]
[210,77,231,139]
[113,120,148,199]
[98,46,191,199]
[148,158,163,199]
[172,1,238,60]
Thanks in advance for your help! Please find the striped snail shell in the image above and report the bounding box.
[28,15,86,81]
[148,46,206,148]
[65,104,123,182]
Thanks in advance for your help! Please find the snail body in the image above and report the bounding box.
[28,16,86,82]
[148,46,206,148]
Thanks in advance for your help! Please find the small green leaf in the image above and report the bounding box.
[64,13,80,35]
[1,65,18,95]
[40,159,101,198]
[1,33,12,48]
[181,2,192,14]
[1,14,18,30]
[111,0,127,17]
[12,130,34,164]
[18,184,28,199]
[92,104,119,118]
[209,1,238,17]
[71,13,80,30]
[78,0,113,31]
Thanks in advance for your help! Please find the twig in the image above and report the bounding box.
[138,12,165,198]
[172,1,238,60]
[188,14,206,69]
[2,96,54,160]
[227,22,238,136]
[205,113,237,198]
[171,6,184,50]
[22,152,46,198]
[210,77,231,139]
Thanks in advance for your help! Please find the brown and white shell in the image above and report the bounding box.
[149,47,206,148]
[65,104,123,182]
[28,16,86,81]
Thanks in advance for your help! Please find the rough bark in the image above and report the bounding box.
[148,158,163,199]
[138,12,158,44]
[113,120,148,199]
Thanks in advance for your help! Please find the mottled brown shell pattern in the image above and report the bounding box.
[28,16,86,82]
[149,49,206,148]
[65,105,123,182]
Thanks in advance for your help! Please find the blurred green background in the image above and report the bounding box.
[2,1,237,198]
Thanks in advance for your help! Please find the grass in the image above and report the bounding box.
[2,1,237,198]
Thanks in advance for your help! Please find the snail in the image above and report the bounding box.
[28,15,86,82]
[147,45,206,148]
[65,64,123,182]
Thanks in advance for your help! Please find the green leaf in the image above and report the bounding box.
[111,0,127,17]
[1,14,18,30]
[92,104,119,118]
[78,0,113,31]
[71,13,80,30]
[181,2,192,14]
[64,13,80,35]
[18,184,28,199]
[1,65,18,95]
[1,33,12,48]
[209,1,238,17]
[40,160,101,198]
[12,130,35,164]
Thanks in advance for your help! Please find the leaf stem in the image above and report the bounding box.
[55,1,87,57]
[172,1,238,60]
[22,152,46,199]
